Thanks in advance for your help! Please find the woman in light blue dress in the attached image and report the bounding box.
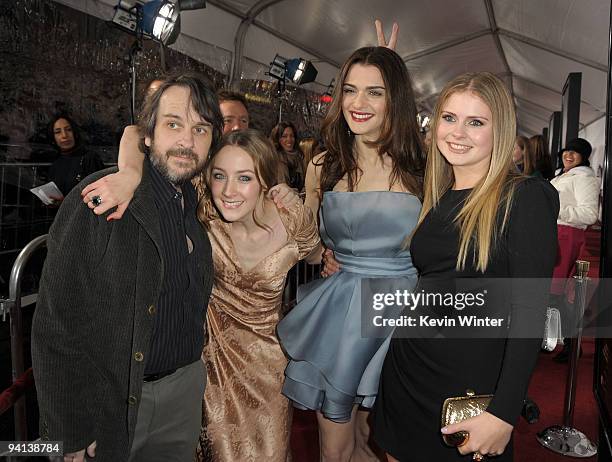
[277,45,425,462]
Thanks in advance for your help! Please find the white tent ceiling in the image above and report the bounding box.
[56,0,611,137]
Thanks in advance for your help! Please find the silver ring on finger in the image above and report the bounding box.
[91,195,103,207]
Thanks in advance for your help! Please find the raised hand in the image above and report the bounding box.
[375,19,399,50]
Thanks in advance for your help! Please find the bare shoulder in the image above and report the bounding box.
[312,151,326,164]
[307,151,327,178]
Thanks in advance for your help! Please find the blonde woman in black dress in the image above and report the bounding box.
[373,72,559,461]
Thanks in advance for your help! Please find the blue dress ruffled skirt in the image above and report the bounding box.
[277,191,421,422]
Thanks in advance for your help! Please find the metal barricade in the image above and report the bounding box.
[282,260,322,312]
[0,162,55,291]
[0,234,48,441]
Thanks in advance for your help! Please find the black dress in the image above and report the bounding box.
[373,178,559,461]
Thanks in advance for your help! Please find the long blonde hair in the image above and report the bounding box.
[419,72,523,272]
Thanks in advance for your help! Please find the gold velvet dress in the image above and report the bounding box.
[198,200,320,462]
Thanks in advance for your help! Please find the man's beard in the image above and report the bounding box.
[149,143,206,185]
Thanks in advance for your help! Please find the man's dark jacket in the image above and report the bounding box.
[31,163,213,460]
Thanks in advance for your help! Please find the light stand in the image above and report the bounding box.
[128,38,143,125]
[266,54,287,123]
[113,1,206,123]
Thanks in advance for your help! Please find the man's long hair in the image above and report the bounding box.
[138,72,224,155]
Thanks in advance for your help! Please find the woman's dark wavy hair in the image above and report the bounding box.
[318,46,425,197]
[138,72,224,156]
[270,121,301,154]
[48,113,83,151]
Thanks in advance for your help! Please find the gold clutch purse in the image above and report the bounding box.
[441,389,493,447]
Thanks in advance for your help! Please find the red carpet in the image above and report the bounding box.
[289,343,599,462]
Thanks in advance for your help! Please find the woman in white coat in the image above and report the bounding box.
[549,137,599,360]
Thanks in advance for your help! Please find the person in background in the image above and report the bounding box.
[525,134,553,180]
[270,121,305,192]
[550,137,600,362]
[218,90,250,134]
[512,135,528,172]
[48,114,105,197]
[145,78,165,98]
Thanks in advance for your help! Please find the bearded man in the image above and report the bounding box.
[32,73,222,462]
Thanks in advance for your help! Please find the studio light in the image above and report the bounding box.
[113,0,206,123]
[112,0,206,46]
[266,54,319,122]
[141,1,179,45]
[285,58,318,85]
[267,55,318,89]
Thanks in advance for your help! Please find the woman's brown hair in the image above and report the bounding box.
[270,122,301,154]
[317,46,425,197]
[526,134,553,179]
[197,129,281,231]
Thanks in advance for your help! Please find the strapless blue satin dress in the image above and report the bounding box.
[277,191,421,422]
